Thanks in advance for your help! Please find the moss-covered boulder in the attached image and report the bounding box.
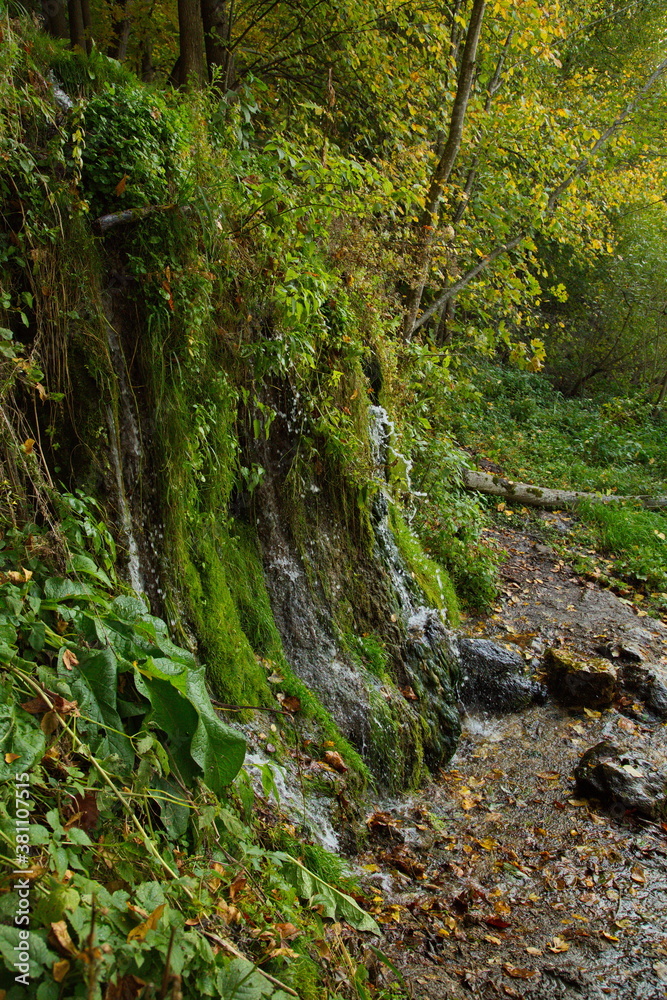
[543,647,617,708]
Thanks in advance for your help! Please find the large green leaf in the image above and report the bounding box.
[58,648,134,770]
[218,958,273,1000]
[0,690,45,780]
[274,854,380,934]
[135,662,245,794]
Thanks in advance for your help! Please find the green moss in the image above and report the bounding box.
[389,507,460,626]
[366,685,428,791]
[345,632,390,678]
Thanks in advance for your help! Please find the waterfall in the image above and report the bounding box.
[103,302,146,596]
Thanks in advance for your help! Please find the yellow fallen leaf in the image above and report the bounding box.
[21,438,35,454]
[50,921,78,956]
[62,649,79,671]
[526,946,542,956]
[4,753,20,764]
[548,936,570,953]
[53,959,70,982]
[127,904,165,942]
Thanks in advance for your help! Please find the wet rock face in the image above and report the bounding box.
[617,663,667,719]
[457,636,547,713]
[575,741,667,820]
[543,647,617,708]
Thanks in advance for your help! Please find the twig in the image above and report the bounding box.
[8,666,190,895]
[199,930,298,997]
[159,927,177,1000]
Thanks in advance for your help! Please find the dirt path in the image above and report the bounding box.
[357,516,667,1000]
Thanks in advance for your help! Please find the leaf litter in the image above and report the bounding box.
[351,516,667,999]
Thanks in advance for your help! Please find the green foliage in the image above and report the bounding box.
[448,361,667,497]
[388,506,460,627]
[577,501,667,594]
[80,86,184,216]
[0,500,380,998]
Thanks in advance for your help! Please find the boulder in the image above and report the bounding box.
[457,636,547,713]
[575,741,667,820]
[543,647,617,708]
[617,662,667,719]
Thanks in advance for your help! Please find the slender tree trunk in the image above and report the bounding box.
[177,0,206,87]
[201,0,234,86]
[80,0,92,53]
[403,0,486,340]
[42,0,68,39]
[109,0,131,61]
[141,37,155,81]
[67,0,86,50]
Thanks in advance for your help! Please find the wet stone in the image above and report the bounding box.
[618,662,667,719]
[543,647,617,708]
[456,636,547,713]
[575,740,667,820]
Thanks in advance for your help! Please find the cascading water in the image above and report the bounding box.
[103,297,146,596]
[368,404,461,767]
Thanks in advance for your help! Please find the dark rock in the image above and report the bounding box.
[575,741,667,819]
[457,636,547,713]
[543,647,617,708]
[595,640,644,663]
[618,663,667,719]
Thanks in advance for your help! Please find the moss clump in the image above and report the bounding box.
[389,506,460,626]
[366,685,428,791]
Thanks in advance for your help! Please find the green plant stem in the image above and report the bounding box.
[8,664,185,889]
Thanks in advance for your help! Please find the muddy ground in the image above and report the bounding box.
[357,514,667,1000]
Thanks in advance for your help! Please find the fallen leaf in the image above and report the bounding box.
[49,921,79,957]
[322,750,347,773]
[526,946,542,956]
[548,936,570,953]
[503,964,539,979]
[62,649,79,671]
[114,174,129,196]
[21,438,35,454]
[228,875,246,900]
[484,916,511,930]
[127,904,165,942]
[216,903,242,925]
[601,931,619,942]
[631,866,646,884]
[41,711,60,735]
[4,752,19,763]
[275,922,300,941]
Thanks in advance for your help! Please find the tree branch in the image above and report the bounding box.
[412,233,526,332]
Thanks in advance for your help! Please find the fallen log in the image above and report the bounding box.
[462,468,667,510]
[92,203,190,235]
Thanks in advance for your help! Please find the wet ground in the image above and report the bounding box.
[356,516,667,1000]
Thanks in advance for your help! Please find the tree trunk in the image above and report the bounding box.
[201,0,233,86]
[109,0,131,61]
[403,0,486,339]
[462,468,667,510]
[42,0,68,39]
[80,0,93,53]
[177,0,206,87]
[67,0,86,50]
